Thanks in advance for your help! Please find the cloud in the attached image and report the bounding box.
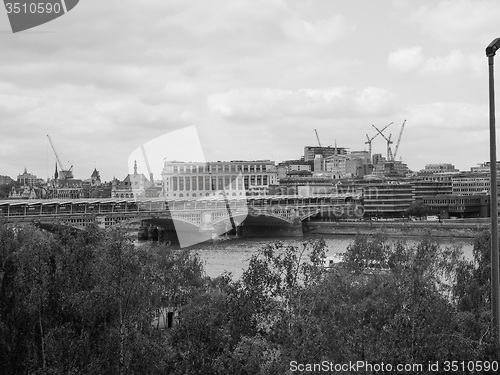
[421,50,466,74]
[404,102,487,131]
[388,48,483,76]
[387,47,424,72]
[281,15,354,44]
[207,87,397,121]
[410,0,500,44]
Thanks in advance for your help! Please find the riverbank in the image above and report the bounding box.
[304,220,489,239]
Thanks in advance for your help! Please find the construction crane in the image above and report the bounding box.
[314,129,322,147]
[365,122,392,158]
[393,119,406,161]
[47,134,73,180]
[372,124,394,161]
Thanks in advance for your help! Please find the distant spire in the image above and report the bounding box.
[24,166,27,174]
[54,162,58,180]
[334,139,338,155]
[134,160,137,175]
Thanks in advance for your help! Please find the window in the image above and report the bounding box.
[198,176,204,190]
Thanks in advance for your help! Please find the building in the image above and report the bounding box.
[337,178,413,218]
[304,146,347,162]
[52,179,83,199]
[373,160,409,177]
[17,168,44,186]
[411,179,453,201]
[451,172,498,195]
[80,169,112,198]
[8,185,37,199]
[470,161,500,173]
[418,173,456,183]
[421,194,490,219]
[161,160,278,199]
[90,168,101,187]
[420,163,459,174]
[112,161,157,199]
[323,151,372,178]
[277,160,313,179]
[277,174,336,195]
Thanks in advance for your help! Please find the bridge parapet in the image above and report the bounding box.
[0,194,363,233]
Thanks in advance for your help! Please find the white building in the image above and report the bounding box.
[161,160,278,199]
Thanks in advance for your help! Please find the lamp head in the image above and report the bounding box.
[486,38,500,57]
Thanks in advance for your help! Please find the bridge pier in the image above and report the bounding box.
[240,222,303,237]
[138,223,149,241]
[148,226,159,241]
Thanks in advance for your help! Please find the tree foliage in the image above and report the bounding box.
[0,224,498,374]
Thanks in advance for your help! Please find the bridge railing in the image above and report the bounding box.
[0,194,362,221]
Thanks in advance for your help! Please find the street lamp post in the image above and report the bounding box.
[486,37,500,350]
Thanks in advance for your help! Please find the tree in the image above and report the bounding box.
[453,230,499,358]
[405,201,430,219]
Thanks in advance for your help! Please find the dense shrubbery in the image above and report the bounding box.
[0,224,498,374]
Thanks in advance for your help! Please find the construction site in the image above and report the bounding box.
[299,120,408,179]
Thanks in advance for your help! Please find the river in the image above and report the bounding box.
[151,233,475,280]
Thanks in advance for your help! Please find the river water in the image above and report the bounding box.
[170,234,475,280]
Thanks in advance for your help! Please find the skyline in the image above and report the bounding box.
[1,0,500,181]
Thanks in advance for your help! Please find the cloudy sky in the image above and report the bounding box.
[0,0,499,181]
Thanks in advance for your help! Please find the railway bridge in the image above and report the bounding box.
[0,194,363,247]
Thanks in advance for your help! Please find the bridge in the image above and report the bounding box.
[0,194,363,245]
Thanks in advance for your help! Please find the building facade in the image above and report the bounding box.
[112,161,157,199]
[420,163,459,174]
[421,194,490,219]
[161,160,278,199]
[277,160,313,179]
[304,146,347,162]
[17,168,44,186]
[337,179,413,218]
[323,151,372,178]
[277,175,336,195]
[451,173,498,195]
[411,179,453,201]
